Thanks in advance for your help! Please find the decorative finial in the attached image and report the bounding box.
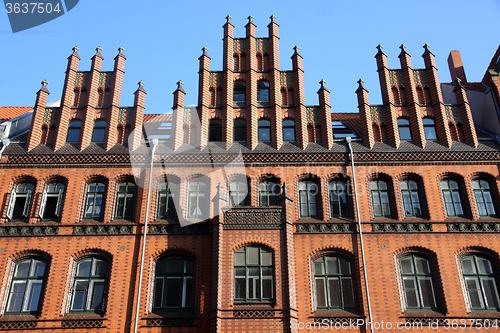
[247,15,254,23]
[225,15,232,23]
[318,79,328,93]
[422,43,433,56]
[356,78,368,93]
[72,46,79,52]
[40,79,49,93]
[96,46,103,52]
[201,46,209,57]
[375,44,385,56]
[177,80,184,87]
[118,46,125,52]
[270,14,277,23]
[453,77,464,92]
[137,80,146,93]
[399,44,408,57]
[41,79,48,86]
[175,80,185,94]
[293,45,300,56]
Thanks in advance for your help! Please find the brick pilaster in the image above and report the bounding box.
[375,45,400,148]
[198,47,211,149]
[246,16,258,150]
[317,80,334,149]
[79,47,103,151]
[27,81,50,151]
[356,79,375,148]
[129,81,146,151]
[54,46,80,151]
[268,15,283,150]
[105,47,126,150]
[453,78,478,148]
[291,46,307,150]
[221,16,234,148]
[283,191,298,333]
[398,45,426,148]
[423,44,453,148]
[172,81,186,150]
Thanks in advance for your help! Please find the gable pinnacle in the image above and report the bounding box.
[375,44,385,56]
[247,15,254,23]
[356,78,368,93]
[40,79,49,93]
[270,14,277,23]
[41,79,48,86]
[318,79,328,93]
[225,15,232,24]
[94,46,103,59]
[422,43,433,56]
[175,80,185,94]
[96,46,103,53]
[293,45,300,56]
[72,46,79,52]
[118,46,125,54]
[399,44,409,57]
[201,46,209,57]
[453,77,464,92]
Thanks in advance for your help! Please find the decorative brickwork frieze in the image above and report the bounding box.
[61,319,104,328]
[0,321,37,330]
[372,223,433,232]
[296,223,355,233]
[447,222,500,232]
[145,318,194,327]
[0,225,59,236]
[73,224,133,235]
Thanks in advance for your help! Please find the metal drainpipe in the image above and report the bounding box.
[133,138,158,333]
[346,137,374,333]
[0,139,11,160]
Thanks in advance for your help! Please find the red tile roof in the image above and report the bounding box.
[0,107,32,123]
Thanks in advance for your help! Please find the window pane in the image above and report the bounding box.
[315,278,327,307]
[340,261,351,275]
[262,278,272,299]
[400,258,413,274]
[94,260,107,276]
[167,260,183,274]
[342,278,355,308]
[15,261,30,277]
[261,252,272,266]
[165,278,181,307]
[466,278,484,308]
[259,128,270,142]
[24,280,43,312]
[248,247,259,265]
[328,278,341,308]
[235,277,246,299]
[90,281,105,310]
[77,260,92,276]
[153,277,164,308]
[315,261,325,275]
[184,277,193,307]
[234,252,245,266]
[7,281,26,312]
[419,278,436,308]
[32,260,46,277]
[482,278,500,308]
[326,257,338,275]
[462,258,475,274]
[415,258,430,274]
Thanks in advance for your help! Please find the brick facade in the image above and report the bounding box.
[1,16,500,333]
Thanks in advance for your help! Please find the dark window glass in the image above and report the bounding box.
[258,119,271,142]
[153,257,194,310]
[283,119,295,142]
[188,181,207,219]
[314,256,355,310]
[440,179,464,217]
[41,182,65,220]
[257,81,270,102]
[461,255,500,310]
[114,182,135,220]
[398,118,412,141]
[259,180,280,206]
[10,183,35,220]
[66,120,81,143]
[234,81,246,102]
[209,119,222,142]
[422,118,437,140]
[472,179,496,217]
[370,180,391,217]
[299,180,318,217]
[234,246,273,302]
[234,119,246,142]
[158,181,177,219]
[229,180,249,206]
[329,181,349,218]
[400,179,422,217]
[400,255,437,309]
[84,182,106,220]
[91,120,106,143]
[6,259,47,313]
[70,257,107,312]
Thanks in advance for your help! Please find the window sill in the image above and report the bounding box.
[233,302,274,309]
[466,310,500,318]
[63,312,105,320]
[147,311,196,319]
[402,309,445,318]
[0,314,39,321]
[311,309,361,318]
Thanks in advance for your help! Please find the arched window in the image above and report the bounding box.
[422,118,437,140]
[6,258,47,313]
[313,255,354,310]
[153,257,194,310]
[461,255,500,310]
[7,182,35,220]
[257,81,270,102]
[229,180,249,206]
[329,180,348,218]
[258,119,271,142]
[283,119,295,142]
[233,81,246,102]
[91,120,106,143]
[84,182,106,220]
[114,182,135,220]
[370,180,391,217]
[400,255,437,309]
[440,179,464,217]
[299,180,318,218]
[398,118,412,141]
[39,182,65,220]
[70,257,108,312]
[188,180,207,219]
[66,120,81,143]
[234,246,273,302]
[259,180,280,206]
[400,179,422,217]
[234,119,246,142]
[472,179,496,217]
[209,119,222,142]
[158,181,177,219]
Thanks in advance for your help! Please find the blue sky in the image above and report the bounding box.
[1,0,499,114]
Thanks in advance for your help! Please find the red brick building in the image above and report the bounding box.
[1,16,500,332]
